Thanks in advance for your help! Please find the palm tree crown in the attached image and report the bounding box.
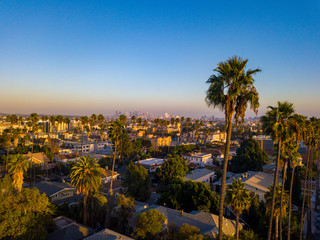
[70,155,102,224]
[8,154,29,192]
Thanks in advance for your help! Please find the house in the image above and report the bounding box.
[213,171,281,201]
[184,168,216,185]
[84,228,133,240]
[139,205,240,238]
[24,152,55,170]
[25,152,50,165]
[135,158,166,172]
[33,181,77,205]
[47,216,95,240]
[55,153,80,164]
[182,152,212,167]
[101,168,120,184]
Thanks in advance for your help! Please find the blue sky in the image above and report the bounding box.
[0,0,319,117]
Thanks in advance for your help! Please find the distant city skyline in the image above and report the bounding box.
[1,1,319,118]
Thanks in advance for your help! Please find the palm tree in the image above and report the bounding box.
[69,155,102,225]
[265,184,288,240]
[108,119,125,196]
[205,56,260,240]
[286,143,301,240]
[226,178,251,240]
[49,115,56,137]
[64,117,71,133]
[261,101,294,240]
[7,154,29,192]
[86,190,107,227]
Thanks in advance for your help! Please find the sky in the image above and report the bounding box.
[0,0,319,118]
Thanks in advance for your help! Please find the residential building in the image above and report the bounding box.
[184,168,216,185]
[182,152,212,167]
[33,181,77,205]
[101,168,120,184]
[84,228,133,240]
[135,158,166,172]
[150,136,171,149]
[213,171,281,201]
[139,205,240,238]
[47,216,95,240]
[55,153,80,164]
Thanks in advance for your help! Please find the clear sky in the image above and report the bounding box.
[1,0,319,118]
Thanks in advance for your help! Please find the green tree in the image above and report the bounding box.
[86,191,107,227]
[178,223,207,240]
[229,138,268,173]
[0,175,54,240]
[261,101,294,240]
[156,154,188,185]
[111,194,135,234]
[124,161,151,201]
[133,209,166,240]
[158,179,219,213]
[8,154,29,192]
[69,155,102,225]
[226,178,251,240]
[205,56,260,240]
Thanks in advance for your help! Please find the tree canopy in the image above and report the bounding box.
[123,161,151,201]
[156,154,188,185]
[0,175,55,240]
[229,138,268,173]
[158,179,219,214]
[133,209,166,240]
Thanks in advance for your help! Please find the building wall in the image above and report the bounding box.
[50,189,74,202]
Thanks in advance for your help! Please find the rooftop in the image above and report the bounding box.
[33,181,74,197]
[84,228,133,240]
[136,158,165,166]
[184,168,215,181]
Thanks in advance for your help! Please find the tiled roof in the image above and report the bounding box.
[25,152,50,164]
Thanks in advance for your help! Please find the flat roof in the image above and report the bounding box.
[137,158,165,166]
[184,168,215,181]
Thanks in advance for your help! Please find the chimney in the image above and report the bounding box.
[180,209,184,216]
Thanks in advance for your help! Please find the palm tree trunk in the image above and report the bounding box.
[83,195,87,225]
[236,212,239,240]
[218,120,232,240]
[307,148,313,239]
[287,166,295,240]
[300,147,310,240]
[279,160,287,240]
[275,216,279,240]
[109,142,117,196]
[267,139,282,240]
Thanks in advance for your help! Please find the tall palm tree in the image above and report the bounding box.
[206,56,260,240]
[69,155,102,225]
[7,154,29,193]
[261,101,294,240]
[64,117,70,133]
[226,178,251,240]
[49,115,56,137]
[286,143,301,240]
[265,184,288,240]
[108,119,125,196]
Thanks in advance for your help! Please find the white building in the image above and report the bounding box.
[182,152,212,166]
[136,158,165,172]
